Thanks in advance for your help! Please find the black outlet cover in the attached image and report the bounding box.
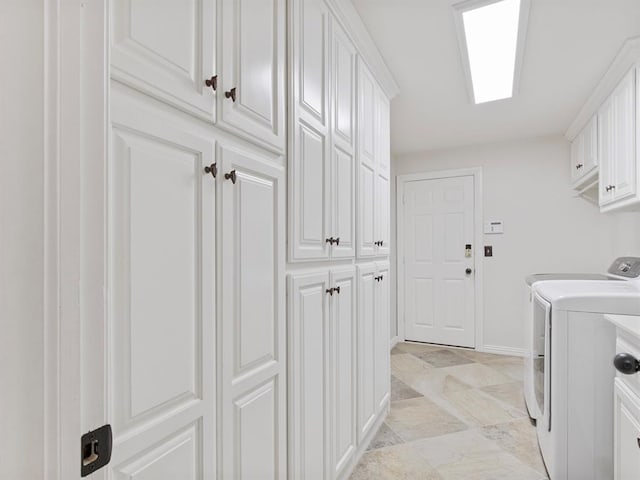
[484,246,493,257]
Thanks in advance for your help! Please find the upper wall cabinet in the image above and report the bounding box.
[111,0,286,154]
[289,0,356,261]
[570,115,598,188]
[220,0,286,152]
[598,67,637,212]
[357,60,390,258]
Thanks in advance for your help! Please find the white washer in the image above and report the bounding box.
[523,273,609,421]
[533,257,640,480]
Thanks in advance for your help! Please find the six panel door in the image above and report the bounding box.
[330,267,357,478]
[220,0,286,152]
[108,91,217,479]
[111,0,217,122]
[288,271,331,480]
[219,143,286,479]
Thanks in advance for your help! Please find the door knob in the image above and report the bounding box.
[614,353,640,375]
[225,87,237,102]
[465,268,473,275]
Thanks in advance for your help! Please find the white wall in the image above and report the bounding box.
[392,135,617,353]
[0,0,44,478]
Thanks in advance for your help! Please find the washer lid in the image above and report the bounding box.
[534,280,640,314]
[525,273,609,286]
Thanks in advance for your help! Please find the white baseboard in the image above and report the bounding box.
[479,344,526,357]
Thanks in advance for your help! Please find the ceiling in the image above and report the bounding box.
[350,0,640,155]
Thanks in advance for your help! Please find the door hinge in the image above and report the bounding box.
[81,424,112,477]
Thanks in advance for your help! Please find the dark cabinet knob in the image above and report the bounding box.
[205,75,218,91]
[334,286,341,294]
[576,163,583,170]
[335,237,340,246]
[326,288,334,296]
[614,353,640,375]
[204,163,217,178]
[225,170,237,184]
[326,237,334,245]
[465,268,473,275]
[225,87,237,102]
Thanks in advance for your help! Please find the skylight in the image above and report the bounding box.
[455,0,527,104]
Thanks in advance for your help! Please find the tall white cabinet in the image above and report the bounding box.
[287,0,395,478]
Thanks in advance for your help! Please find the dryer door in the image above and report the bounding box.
[533,293,551,426]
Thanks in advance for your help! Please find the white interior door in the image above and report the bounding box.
[219,144,286,479]
[103,90,217,479]
[402,175,476,347]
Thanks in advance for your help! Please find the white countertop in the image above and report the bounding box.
[605,314,640,340]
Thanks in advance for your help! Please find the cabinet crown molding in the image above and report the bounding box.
[566,36,640,141]
[325,0,400,99]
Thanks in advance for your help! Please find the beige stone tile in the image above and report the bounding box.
[439,362,514,388]
[412,430,543,480]
[395,341,445,355]
[481,418,547,475]
[390,375,422,402]
[392,365,473,398]
[350,444,443,480]
[416,349,475,368]
[481,381,527,412]
[484,357,525,382]
[385,397,468,442]
[391,353,432,376]
[367,422,404,451]
[454,348,505,363]
[439,388,526,427]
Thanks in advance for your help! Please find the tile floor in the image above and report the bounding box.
[350,342,548,480]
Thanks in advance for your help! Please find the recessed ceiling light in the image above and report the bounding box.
[453,0,529,104]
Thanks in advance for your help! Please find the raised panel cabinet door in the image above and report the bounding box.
[570,129,585,184]
[111,0,217,122]
[357,60,376,168]
[357,264,377,442]
[612,69,637,201]
[288,271,331,480]
[598,96,616,206]
[219,144,286,479]
[330,267,357,478]
[108,92,216,479]
[332,21,356,152]
[583,115,599,174]
[374,263,391,413]
[289,0,331,262]
[220,0,286,152]
[331,146,356,259]
[614,381,640,480]
[358,162,376,258]
[375,174,390,256]
[376,91,391,179]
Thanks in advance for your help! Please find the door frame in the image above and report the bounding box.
[396,167,484,350]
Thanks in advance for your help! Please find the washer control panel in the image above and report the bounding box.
[608,257,640,278]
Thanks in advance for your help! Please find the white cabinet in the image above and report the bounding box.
[570,115,598,187]
[111,0,286,153]
[357,263,390,442]
[357,61,390,258]
[614,379,640,480]
[599,68,637,211]
[220,0,286,152]
[219,143,286,479]
[289,0,357,261]
[288,266,357,480]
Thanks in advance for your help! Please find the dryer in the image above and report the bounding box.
[532,257,640,480]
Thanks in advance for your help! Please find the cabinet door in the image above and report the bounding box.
[358,162,376,258]
[375,174,390,256]
[330,267,357,478]
[374,263,391,413]
[614,380,640,480]
[612,69,636,202]
[111,0,217,122]
[288,271,331,480]
[330,22,357,259]
[357,264,377,442]
[583,115,598,174]
[220,0,285,151]
[219,144,286,479]
[107,94,216,479]
[570,129,585,184]
[376,92,391,180]
[599,95,616,205]
[289,0,331,261]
